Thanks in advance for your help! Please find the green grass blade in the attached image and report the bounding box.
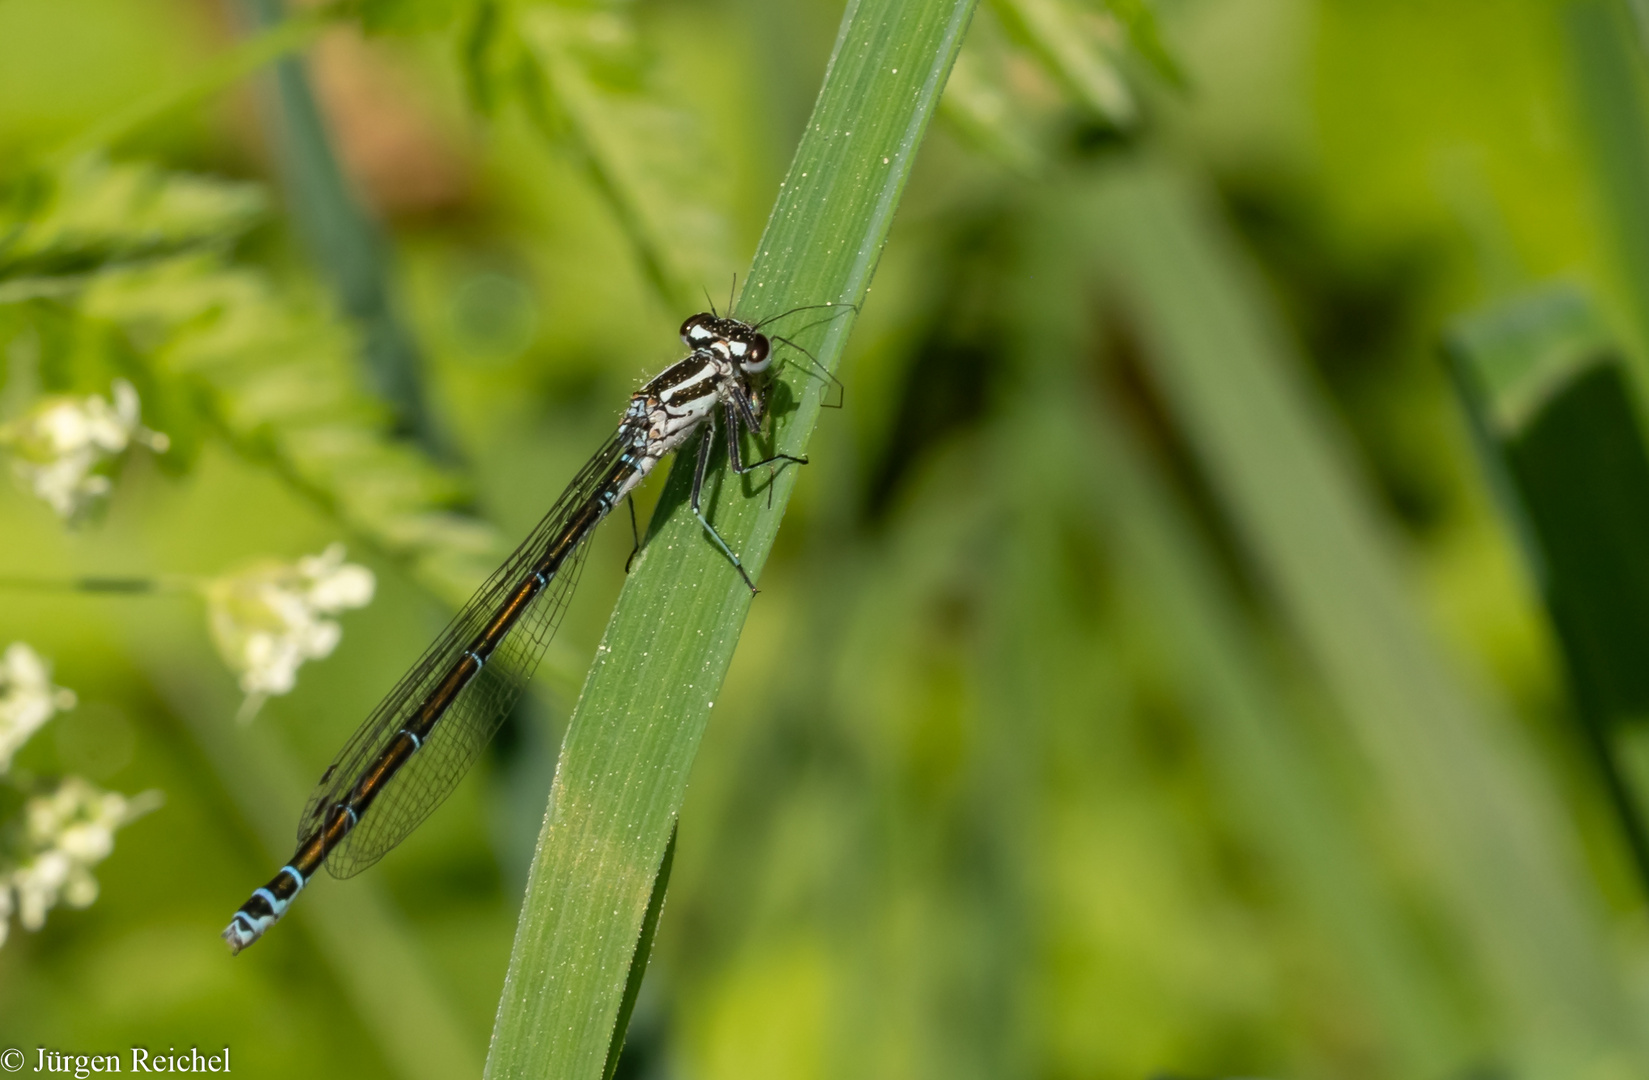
[1085,161,1646,1072]
[484,1,979,1075]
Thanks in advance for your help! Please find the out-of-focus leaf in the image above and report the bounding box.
[943,0,1185,171]
[1567,0,1649,355]
[0,157,264,286]
[1446,286,1616,439]
[993,0,1135,127]
[1447,283,1649,888]
[1085,159,1647,1074]
[1101,0,1185,88]
[512,3,731,312]
[459,0,508,116]
[940,19,1052,174]
[80,255,499,604]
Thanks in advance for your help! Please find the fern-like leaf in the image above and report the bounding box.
[80,254,499,603]
[0,157,264,287]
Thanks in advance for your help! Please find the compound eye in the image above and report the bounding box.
[680,313,716,346]
[741,333,772,372]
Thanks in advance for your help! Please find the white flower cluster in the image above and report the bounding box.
[0,642,77,773]
[206,544,375,710]
[0,643,157,948]
[0,778,158,948]
[0,379,169,521]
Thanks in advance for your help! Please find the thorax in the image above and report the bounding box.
[623,350,740,456]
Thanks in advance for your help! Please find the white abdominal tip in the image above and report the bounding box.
[222,917,258,955]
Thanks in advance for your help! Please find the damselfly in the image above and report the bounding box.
[223,305,837,953]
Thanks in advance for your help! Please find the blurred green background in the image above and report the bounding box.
[6,0,1649,1077]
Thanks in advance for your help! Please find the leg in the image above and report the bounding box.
[771,333,845,409]
[723,399,773,509]
[736,449,811,472]
[624,495,641,573]
[726,393,807,475]
[690,414,759,594]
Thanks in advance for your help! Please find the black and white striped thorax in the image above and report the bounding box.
[612,313,774,503]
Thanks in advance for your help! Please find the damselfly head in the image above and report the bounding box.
[679,313,772,375]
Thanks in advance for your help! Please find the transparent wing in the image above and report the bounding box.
[299,434,632,879]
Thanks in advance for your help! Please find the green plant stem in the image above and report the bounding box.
[235,0,450,459]
[0,574,198,593]
[484,1,979,1075]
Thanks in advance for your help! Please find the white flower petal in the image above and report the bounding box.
[3,776,151,941]
[62,870,99,910]
[296,543,346,580]
[58,823,114,863]
[296,619,342,661]
[0,642,74,773]
[241,634,302,696]
[95,792,130,827]
[36,402,93,455]
[16,883,51,931]
[111,380,141,426]
[205,546,373,702]
[308,564,375,612]
[1,382,167,520]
